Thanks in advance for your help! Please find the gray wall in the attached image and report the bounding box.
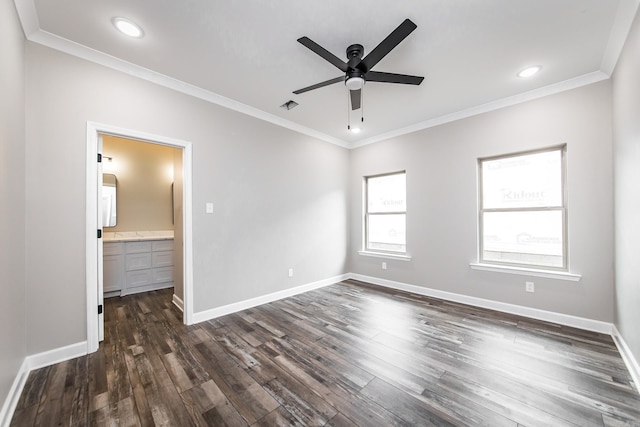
[613,9,640,366]
[25,42,349,353]
[349,81,615,322]
[0,0,27,410]
[7,2,636,401]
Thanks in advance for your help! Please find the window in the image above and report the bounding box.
[364,171,406,253]
[478,146,566,270]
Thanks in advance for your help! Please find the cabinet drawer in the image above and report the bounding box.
[152,251,173,268]
[126,241,152,254]
[153,266,173,284]
[126,253,152,271]
[103,242,124,256]
[126,269,152,288]
[152,240,173,252]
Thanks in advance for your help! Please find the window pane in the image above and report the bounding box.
[368,173,406,213]
[482,150,562,209]
[482,210,564,267]
[368,214,406,252]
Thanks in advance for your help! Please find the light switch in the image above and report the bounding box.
[205,203,214,214]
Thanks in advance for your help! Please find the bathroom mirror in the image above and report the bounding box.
[102,174,117,227]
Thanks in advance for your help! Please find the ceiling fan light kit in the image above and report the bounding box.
[293,19,424,132]
[345,76,365,91]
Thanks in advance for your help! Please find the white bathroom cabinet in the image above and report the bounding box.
[103,238,173,297]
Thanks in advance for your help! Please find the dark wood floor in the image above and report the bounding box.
[10,280,640,426]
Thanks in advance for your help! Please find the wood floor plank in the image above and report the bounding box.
[11,283,640,426]
[193,338,280,424]
[360,377,460,426]
[250,406,303,427]
[179,379,248,427]
[32,360,69,426]
[325,411,360,427]
[63,356,90,426]
[13,366,50,411]
[122,346,155,427]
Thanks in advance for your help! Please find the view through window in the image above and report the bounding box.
[365,171,406,253]
[479,146,566,269]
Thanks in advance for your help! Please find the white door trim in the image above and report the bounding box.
[85,122,194,353]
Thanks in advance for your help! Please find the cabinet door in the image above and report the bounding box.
[104,255,124,292]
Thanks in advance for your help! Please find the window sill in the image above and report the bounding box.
[358,251,412,261]
[469,263,581,282]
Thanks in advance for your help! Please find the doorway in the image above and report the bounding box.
[86,122,194,353]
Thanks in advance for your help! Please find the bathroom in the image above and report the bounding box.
[100,135,183,300]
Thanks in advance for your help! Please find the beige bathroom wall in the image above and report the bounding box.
[172,147,184,302]
[102,135,180,232]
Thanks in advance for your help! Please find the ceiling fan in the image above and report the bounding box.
[293,19,424,111]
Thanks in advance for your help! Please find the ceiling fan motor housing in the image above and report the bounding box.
[346,44,366,89]
[347,44,364,61]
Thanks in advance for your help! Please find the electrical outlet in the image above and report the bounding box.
[382,262,387,270]
[205,202,214,214]
[288,268,293,278]
[525,281,535,293]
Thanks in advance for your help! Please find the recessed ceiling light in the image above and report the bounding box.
[517,66,542,78]
[112,17,144,38]
[349,126,361,134]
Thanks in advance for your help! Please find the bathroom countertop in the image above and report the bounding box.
[103,230,174,242]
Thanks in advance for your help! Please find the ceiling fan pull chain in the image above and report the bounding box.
[361,88,365,125]
[347,89,351,131]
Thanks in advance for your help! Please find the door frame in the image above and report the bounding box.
[85,121,194,353]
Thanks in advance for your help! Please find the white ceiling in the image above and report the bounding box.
[14,0,639,148]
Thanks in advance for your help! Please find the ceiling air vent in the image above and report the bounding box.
[280,100,299,110]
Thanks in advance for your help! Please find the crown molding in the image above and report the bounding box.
[29,29,350,148]
[13,0,639,150]
[351,71,610,149]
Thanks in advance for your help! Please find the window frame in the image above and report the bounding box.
[363,170,407,255]
[477,145,568,271]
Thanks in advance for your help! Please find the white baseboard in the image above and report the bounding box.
[349,273,613,334]
[612,325,640,392]
[0,359,29,427]
[0,341,87,427]
[25,341,88,372]
[352,274,640,393]
[192,274,349,324]
[4,273,635,427]
[172,294,184,312]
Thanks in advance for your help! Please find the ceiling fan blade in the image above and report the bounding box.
[350,89,361,110]
[293,76,344,94]
[297,37,349,72]
[367,71,424,85]
[361,19,417,72]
